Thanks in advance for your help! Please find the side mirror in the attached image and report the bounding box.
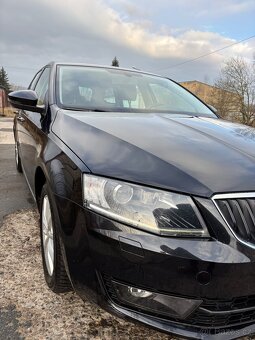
[8,90,44,114]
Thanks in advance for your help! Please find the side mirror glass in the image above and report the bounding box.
[8,90,44,114]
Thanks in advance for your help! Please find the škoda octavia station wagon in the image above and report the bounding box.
[9,62,255,339]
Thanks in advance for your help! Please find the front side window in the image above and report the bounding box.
[34,68,50,105]
[56,65,216,117]
[29,70,43,90]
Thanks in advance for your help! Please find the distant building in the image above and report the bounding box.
[0,87,8,115]
[180,80,241,120]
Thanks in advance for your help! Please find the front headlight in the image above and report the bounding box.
[83,174,209,237]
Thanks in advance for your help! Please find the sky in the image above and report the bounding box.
[0,0,254,87]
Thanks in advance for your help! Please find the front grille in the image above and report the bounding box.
[186,309,255,328]
[103,274,255,330]
[202,295,255,312]
[188,295,255,328]
[213,193,255,245]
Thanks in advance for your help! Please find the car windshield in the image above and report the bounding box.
[56,65,216,117]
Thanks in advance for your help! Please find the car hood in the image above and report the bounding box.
[52,110,255,198]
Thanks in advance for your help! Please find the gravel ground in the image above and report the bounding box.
[0,209,174,340]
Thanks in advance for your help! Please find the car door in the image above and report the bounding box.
[15,69,42,165]
[17,67,51,193]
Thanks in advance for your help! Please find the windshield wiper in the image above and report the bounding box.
[87,109,109,112]
[63,107,109,112]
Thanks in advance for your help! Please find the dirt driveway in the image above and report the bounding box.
[0,117,173,340]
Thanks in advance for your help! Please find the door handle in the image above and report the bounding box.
[17,116,25,122]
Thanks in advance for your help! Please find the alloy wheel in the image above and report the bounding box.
[41,195,54,276]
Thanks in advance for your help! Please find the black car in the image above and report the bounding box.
[9,62,255,339]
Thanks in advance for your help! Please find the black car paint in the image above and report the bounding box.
[52,110,255,197]
[12,62,255,339]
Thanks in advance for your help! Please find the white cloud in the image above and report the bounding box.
[0,0,254,86]
[41,0,253,59]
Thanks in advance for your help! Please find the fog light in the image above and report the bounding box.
[128,287,153,298]
[112,281,202,319]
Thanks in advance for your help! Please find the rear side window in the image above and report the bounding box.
[34,68,50,105]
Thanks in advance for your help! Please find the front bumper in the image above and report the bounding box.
[55,195,255,339]
[104,301,255,339]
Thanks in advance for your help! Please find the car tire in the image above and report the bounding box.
[40,184,72,293]
[15,141,23,173]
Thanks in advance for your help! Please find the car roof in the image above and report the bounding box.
[45,61,165,79]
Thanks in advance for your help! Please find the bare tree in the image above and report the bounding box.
[210,86,238,120]
[214,57,255,125]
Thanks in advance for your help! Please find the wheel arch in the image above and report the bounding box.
[35,166,46,207]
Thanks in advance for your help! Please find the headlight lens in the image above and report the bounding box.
[83,174,209,237]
